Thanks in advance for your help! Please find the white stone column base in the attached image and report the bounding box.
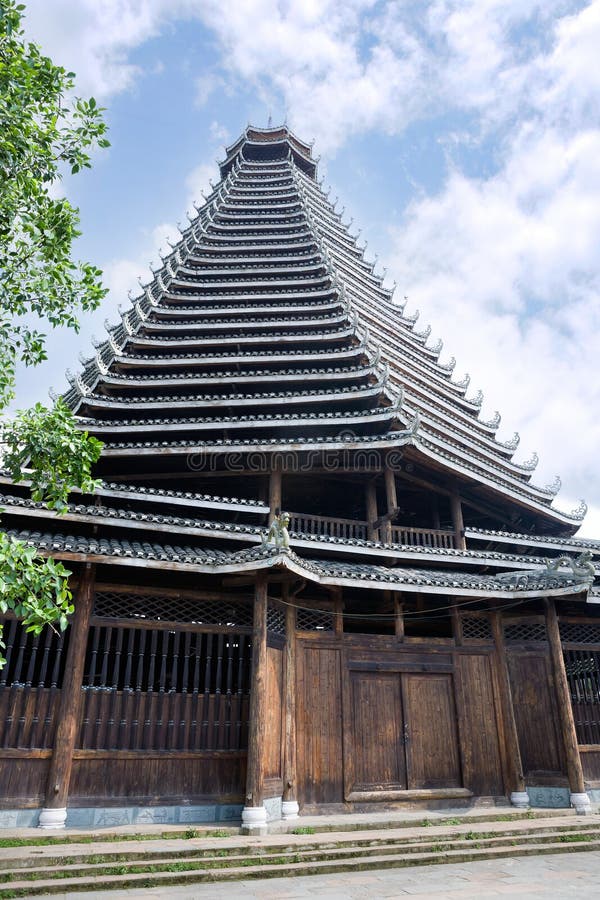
[510,791,530,809]
[281,799,299,820]
[570,792,592,814]
[38,807,67,829]
[241,805,267,827]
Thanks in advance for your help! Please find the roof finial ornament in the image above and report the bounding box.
[267,111,272,128]
[569,500,588,520]
[48,387,58,402]
[519,450,538,471]
[501,432,520,450]
[545,475,562,496]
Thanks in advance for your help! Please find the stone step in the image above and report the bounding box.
[2,839,600,896]
[2,818,598,871]
[1,823,600,896]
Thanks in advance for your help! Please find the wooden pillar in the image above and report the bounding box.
[451,602,463,645]
[450,482,466,550]
[365,479,378,541]
[393,593,404,641]
[383,466,397,543]
[39,563,95,828]
[545,599,590,813]
[242,574,269,829]
[490,611,528,807]
[269,468,282,524]
[282,587,299,819]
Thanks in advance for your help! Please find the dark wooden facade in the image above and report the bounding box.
[1,125,598,826]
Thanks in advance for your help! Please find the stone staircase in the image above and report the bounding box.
[1,811,599,896]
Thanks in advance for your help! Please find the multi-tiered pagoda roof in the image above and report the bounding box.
[1,124,597,601]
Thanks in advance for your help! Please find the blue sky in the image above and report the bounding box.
[19,0,600,536]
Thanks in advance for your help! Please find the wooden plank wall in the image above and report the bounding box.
[263,643,284,797]
[507,652,566,780]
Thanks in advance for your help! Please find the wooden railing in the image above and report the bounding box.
[288,512,368,541]
[288,512,455,549]
[389,525,455,549]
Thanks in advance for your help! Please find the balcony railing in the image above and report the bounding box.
[288,511,455,549]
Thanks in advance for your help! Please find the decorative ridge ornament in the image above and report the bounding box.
[481,411,501,429]
[262,512,291,549]
[546,550,595,583]
[544,475,562,496]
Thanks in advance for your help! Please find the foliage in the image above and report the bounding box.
[2,399,103,512]
[0,0,109,663]
[0,532,73,666]
[0,0,109,405]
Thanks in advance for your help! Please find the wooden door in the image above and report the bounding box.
[349,672,406,791]
[508,652,565,777]
[296,644,343,805]
[402,673,462,789]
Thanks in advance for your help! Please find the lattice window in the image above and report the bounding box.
[296,606,334,632]
[461,615,493,642]
[560,622,600,644]
[267,602,286,636]
[504,620,547,642]
[564,649,600,744]
[94,591,253,628]
[79,624,251,752]
[0,617,68,749]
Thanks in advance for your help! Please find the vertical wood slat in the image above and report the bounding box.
[30,627,55,748]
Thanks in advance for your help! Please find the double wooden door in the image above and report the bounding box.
[347,670,462,794]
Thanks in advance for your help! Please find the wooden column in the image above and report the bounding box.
[242,574,269,828]
[383,466,397,543]
[545,599,590,812]
[269,468,282,524]
[39,563,95,828]
[490,611,528,807]
[282,588,299,819]
[393,593,404,641]
[450,482,466,550]
[365,479,378,541]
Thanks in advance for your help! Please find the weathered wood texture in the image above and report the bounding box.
[0,756,51,807]
[282,599,297,802]
[507,652,565,779]
[263,645,283,784]
[244,576,268,808]
[490,612,526,794]
[580,748,600,784]
[44,565,95,810]
[349,672,404,791]
[546,600,586,794]
[402,673,461,789]
[0,617,68,750]
[68,752,246,806]
[297,643,343,805]
[77,625,251,752]
[454,653,504,796]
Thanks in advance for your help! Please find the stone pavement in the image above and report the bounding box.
[28,850,600,900]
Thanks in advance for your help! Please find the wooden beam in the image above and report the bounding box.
[545,599,590,812]
[242,575,268,827]
[39,564,96,828]
[490,611,528,807]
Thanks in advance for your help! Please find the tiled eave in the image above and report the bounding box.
[79,404,399,436]
[3,529,591,600]
[125,324,355,349]
[78,382,383,413]
[2,493,596,575]
[466,526,599,554]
